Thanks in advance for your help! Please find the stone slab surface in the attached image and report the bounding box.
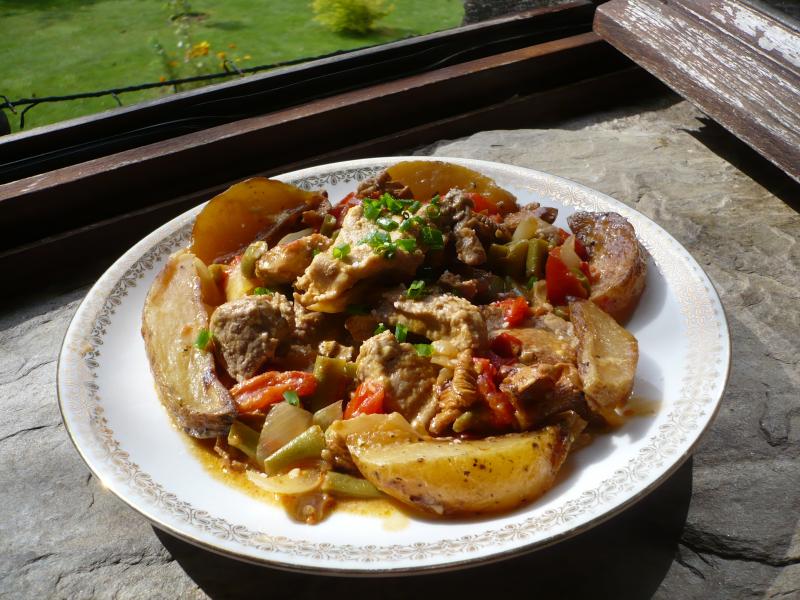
[1,98,797,599]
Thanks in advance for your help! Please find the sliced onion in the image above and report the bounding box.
[560,235,583,271]
[511,217,540,242]
[312,400,343,431]
[276,228,313,246]
[432,340,458,357]
[246,468,323,495]
[256,402,312,463]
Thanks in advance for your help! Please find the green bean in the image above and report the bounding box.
[240,241,267,278]
[488,240,528,279]
[263,425,325,475]
[526,238,549,279]
[309,356,351,412]
[322,472,383,499]
[320,214,338,237]
[227,420,260,460]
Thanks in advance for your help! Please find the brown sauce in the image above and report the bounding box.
[185,437,410,530]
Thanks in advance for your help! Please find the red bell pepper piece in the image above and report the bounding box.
[330,192,361,225]
[473,358,515,428]
[466,192,500,215]
[545,246,590,306]
[494,296,529,328]
[490,332,522,358]
[231,371,317,413]
[344,380,386,419]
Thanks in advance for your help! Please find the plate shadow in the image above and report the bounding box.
[154,457,694,599]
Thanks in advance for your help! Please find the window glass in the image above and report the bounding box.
[0,0,465,133]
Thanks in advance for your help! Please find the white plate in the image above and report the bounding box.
[58,157,730,575]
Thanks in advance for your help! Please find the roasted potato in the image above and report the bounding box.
[347,413,585,515]
[142,251,235,437]
[567,211,647,322]
[570,299,638,422]
[386,161,519,214]
[191,178,326,265]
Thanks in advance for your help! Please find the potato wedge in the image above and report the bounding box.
[567,211,647,323]
[191,178,326,265]
[386,161,518,214]
[570,299,638,422]
[142,251,235,437]
[347,414,585,515]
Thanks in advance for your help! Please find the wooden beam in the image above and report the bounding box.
[594,0,800,183]
[1,66,667,291]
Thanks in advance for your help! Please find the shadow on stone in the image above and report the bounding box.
[684,118,800,215]
[154,458,693,600]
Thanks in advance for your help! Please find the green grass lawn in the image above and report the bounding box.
[0,0,463,133]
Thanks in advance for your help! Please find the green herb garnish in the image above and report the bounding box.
[409,200,422,213]
[283,390,300,406]
[426,204,441,219]
[421,226,444,250]
[406,279,426,299]
[253,287,274,295]
[194,328,211,350]
[332,243,351,260]
[381,193,404,214]
[394,323,408,343]
[361,230,391,248]
[414,343,433,357]
[526,276,539,289]
[363,199,382,221]
[397,238,417,252]
[376,216,399,231]
[430,194,440,205]
[374,323,388,335]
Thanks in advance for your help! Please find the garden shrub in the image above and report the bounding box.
[311,0,393,34]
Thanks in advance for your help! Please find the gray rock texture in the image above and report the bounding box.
[1,98,798,599]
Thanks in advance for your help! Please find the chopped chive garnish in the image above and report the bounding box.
[526,276,539,289]
[283,390,300,406]
[363,200,382,221]
[381,194,404,214]
[421,226,444,250]
[430,194,440,205]
[394,323,408,343]
[426,204,441,219]
[414,343,433,357]
[374,323,388,335]
[362,230,391,248]
[346,304,370,315]
[406,279,426,299]
[376,216,399,231]
[253,287,274,295]
[312,248,321,256]
[194,328,211,350]
[397,238,417,252]
[378,242,397,258]
[409,200,422,213]
[332,243,351,260]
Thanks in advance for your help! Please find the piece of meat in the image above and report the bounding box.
[354,331,439,422]
[292,292,329,345]
[357,170,414,199]
[254,234,331,285]
[437,270,484,301]
[567,211,647,322]
[317,340,356,362]
[295,205,424,312]
[502,203,563,230]
[502,327,577,365]
[300,197,333,230]
[374,288,488,352]
[429,351,479,435]
[435,189,509,266]
[500,363,587,429]
[209,293,294,382]
[345,314,380,343]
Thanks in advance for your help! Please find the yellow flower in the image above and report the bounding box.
[216,51,227,60]
[243,54,252,60]
[188,40,210,58]
[228,43,237,49]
